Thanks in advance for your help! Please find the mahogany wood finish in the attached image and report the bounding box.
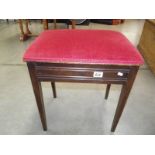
[51,82,57,98]
[105,84,111,99]
[27,62,139,132]
[111,66,138,131]
[27,63,47,130]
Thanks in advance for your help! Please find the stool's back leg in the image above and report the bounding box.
[27,63,47,131]
[51,82,57,98]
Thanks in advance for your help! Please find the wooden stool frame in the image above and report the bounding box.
[27,62,139,132]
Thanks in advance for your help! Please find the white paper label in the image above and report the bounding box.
[93,71,103,78]
[117,72,124,76]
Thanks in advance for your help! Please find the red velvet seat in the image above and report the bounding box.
[23,29,144,65]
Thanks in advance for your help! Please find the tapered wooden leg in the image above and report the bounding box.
[111,67,139,132]
[51,82,57,98]
[27,63,47,131]
[105,84,111,99]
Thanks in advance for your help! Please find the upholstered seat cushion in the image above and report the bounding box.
[23,30,144,65]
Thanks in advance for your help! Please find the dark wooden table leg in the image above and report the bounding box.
[51,82,57,98]
[27,63,47,131]
[105,84,111,99]
[43,19,48,30]
[111,66,139,132]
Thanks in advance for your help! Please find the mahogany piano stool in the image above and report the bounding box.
[23,30,144,132]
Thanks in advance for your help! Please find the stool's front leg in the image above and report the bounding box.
[105,84,111,99]
[27,63,47,131]
[111,66,139,132]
